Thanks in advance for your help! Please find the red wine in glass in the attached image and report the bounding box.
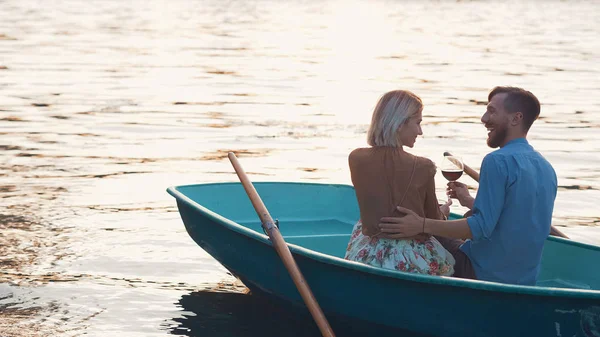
[441,155,464,202]
[442,170,463,181]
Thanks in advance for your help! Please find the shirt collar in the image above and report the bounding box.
[504,138,528,147]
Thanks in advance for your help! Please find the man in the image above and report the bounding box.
[378,86,557,286]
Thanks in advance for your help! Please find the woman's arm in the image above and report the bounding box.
[424,168,445,220]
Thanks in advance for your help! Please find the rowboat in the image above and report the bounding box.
[167,182,600,337]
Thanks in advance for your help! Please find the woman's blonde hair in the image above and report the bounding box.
[366,90,423,147]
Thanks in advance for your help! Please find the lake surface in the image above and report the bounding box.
[1,0,599,336]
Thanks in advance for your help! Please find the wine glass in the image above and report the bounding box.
[441,155,464,201]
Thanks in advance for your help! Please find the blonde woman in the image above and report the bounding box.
[345,90,455,276]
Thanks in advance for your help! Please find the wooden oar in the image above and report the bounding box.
[228,152,335,337]
[444,151,569,239]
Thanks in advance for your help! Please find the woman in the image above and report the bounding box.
[345,90,455,276]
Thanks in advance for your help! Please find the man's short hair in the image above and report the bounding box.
[488,86,541,131]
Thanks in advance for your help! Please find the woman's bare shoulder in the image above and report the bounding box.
[348,147,373,162]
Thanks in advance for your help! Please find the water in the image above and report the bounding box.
[1,0,599,336]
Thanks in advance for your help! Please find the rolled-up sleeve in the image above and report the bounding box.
[467,154,508,241]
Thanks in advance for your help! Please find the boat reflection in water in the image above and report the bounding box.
[170,287,426,337]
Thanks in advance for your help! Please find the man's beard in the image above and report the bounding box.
[487,126,508,148]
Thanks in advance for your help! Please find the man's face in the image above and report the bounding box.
[481,93,511,148]
[398,111,423,148]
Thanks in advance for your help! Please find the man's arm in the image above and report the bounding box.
[379,207,473,239]
[379,154,507,241]
[425,218,473,239]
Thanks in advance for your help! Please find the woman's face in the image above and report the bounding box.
[398,111,423,148]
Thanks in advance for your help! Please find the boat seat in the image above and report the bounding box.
[283,234,351,258]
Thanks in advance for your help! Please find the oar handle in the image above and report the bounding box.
[444,151,569,239]
[444,151,480,182]
[228,152,336,337]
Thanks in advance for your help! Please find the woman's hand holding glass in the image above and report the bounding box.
[439,198,452,219]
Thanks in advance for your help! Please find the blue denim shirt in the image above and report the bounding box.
[461,138,557,285]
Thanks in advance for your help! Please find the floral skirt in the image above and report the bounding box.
[344,221,455,276]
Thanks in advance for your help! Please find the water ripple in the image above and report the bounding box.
[1,0,599,336]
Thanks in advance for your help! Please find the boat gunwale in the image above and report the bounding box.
[167,182,600,300]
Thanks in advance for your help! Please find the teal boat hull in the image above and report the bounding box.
[168,182,600,337]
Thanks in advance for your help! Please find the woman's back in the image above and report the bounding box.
[349,147,442,236]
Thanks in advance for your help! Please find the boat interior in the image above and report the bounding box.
[175,182,600,291]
